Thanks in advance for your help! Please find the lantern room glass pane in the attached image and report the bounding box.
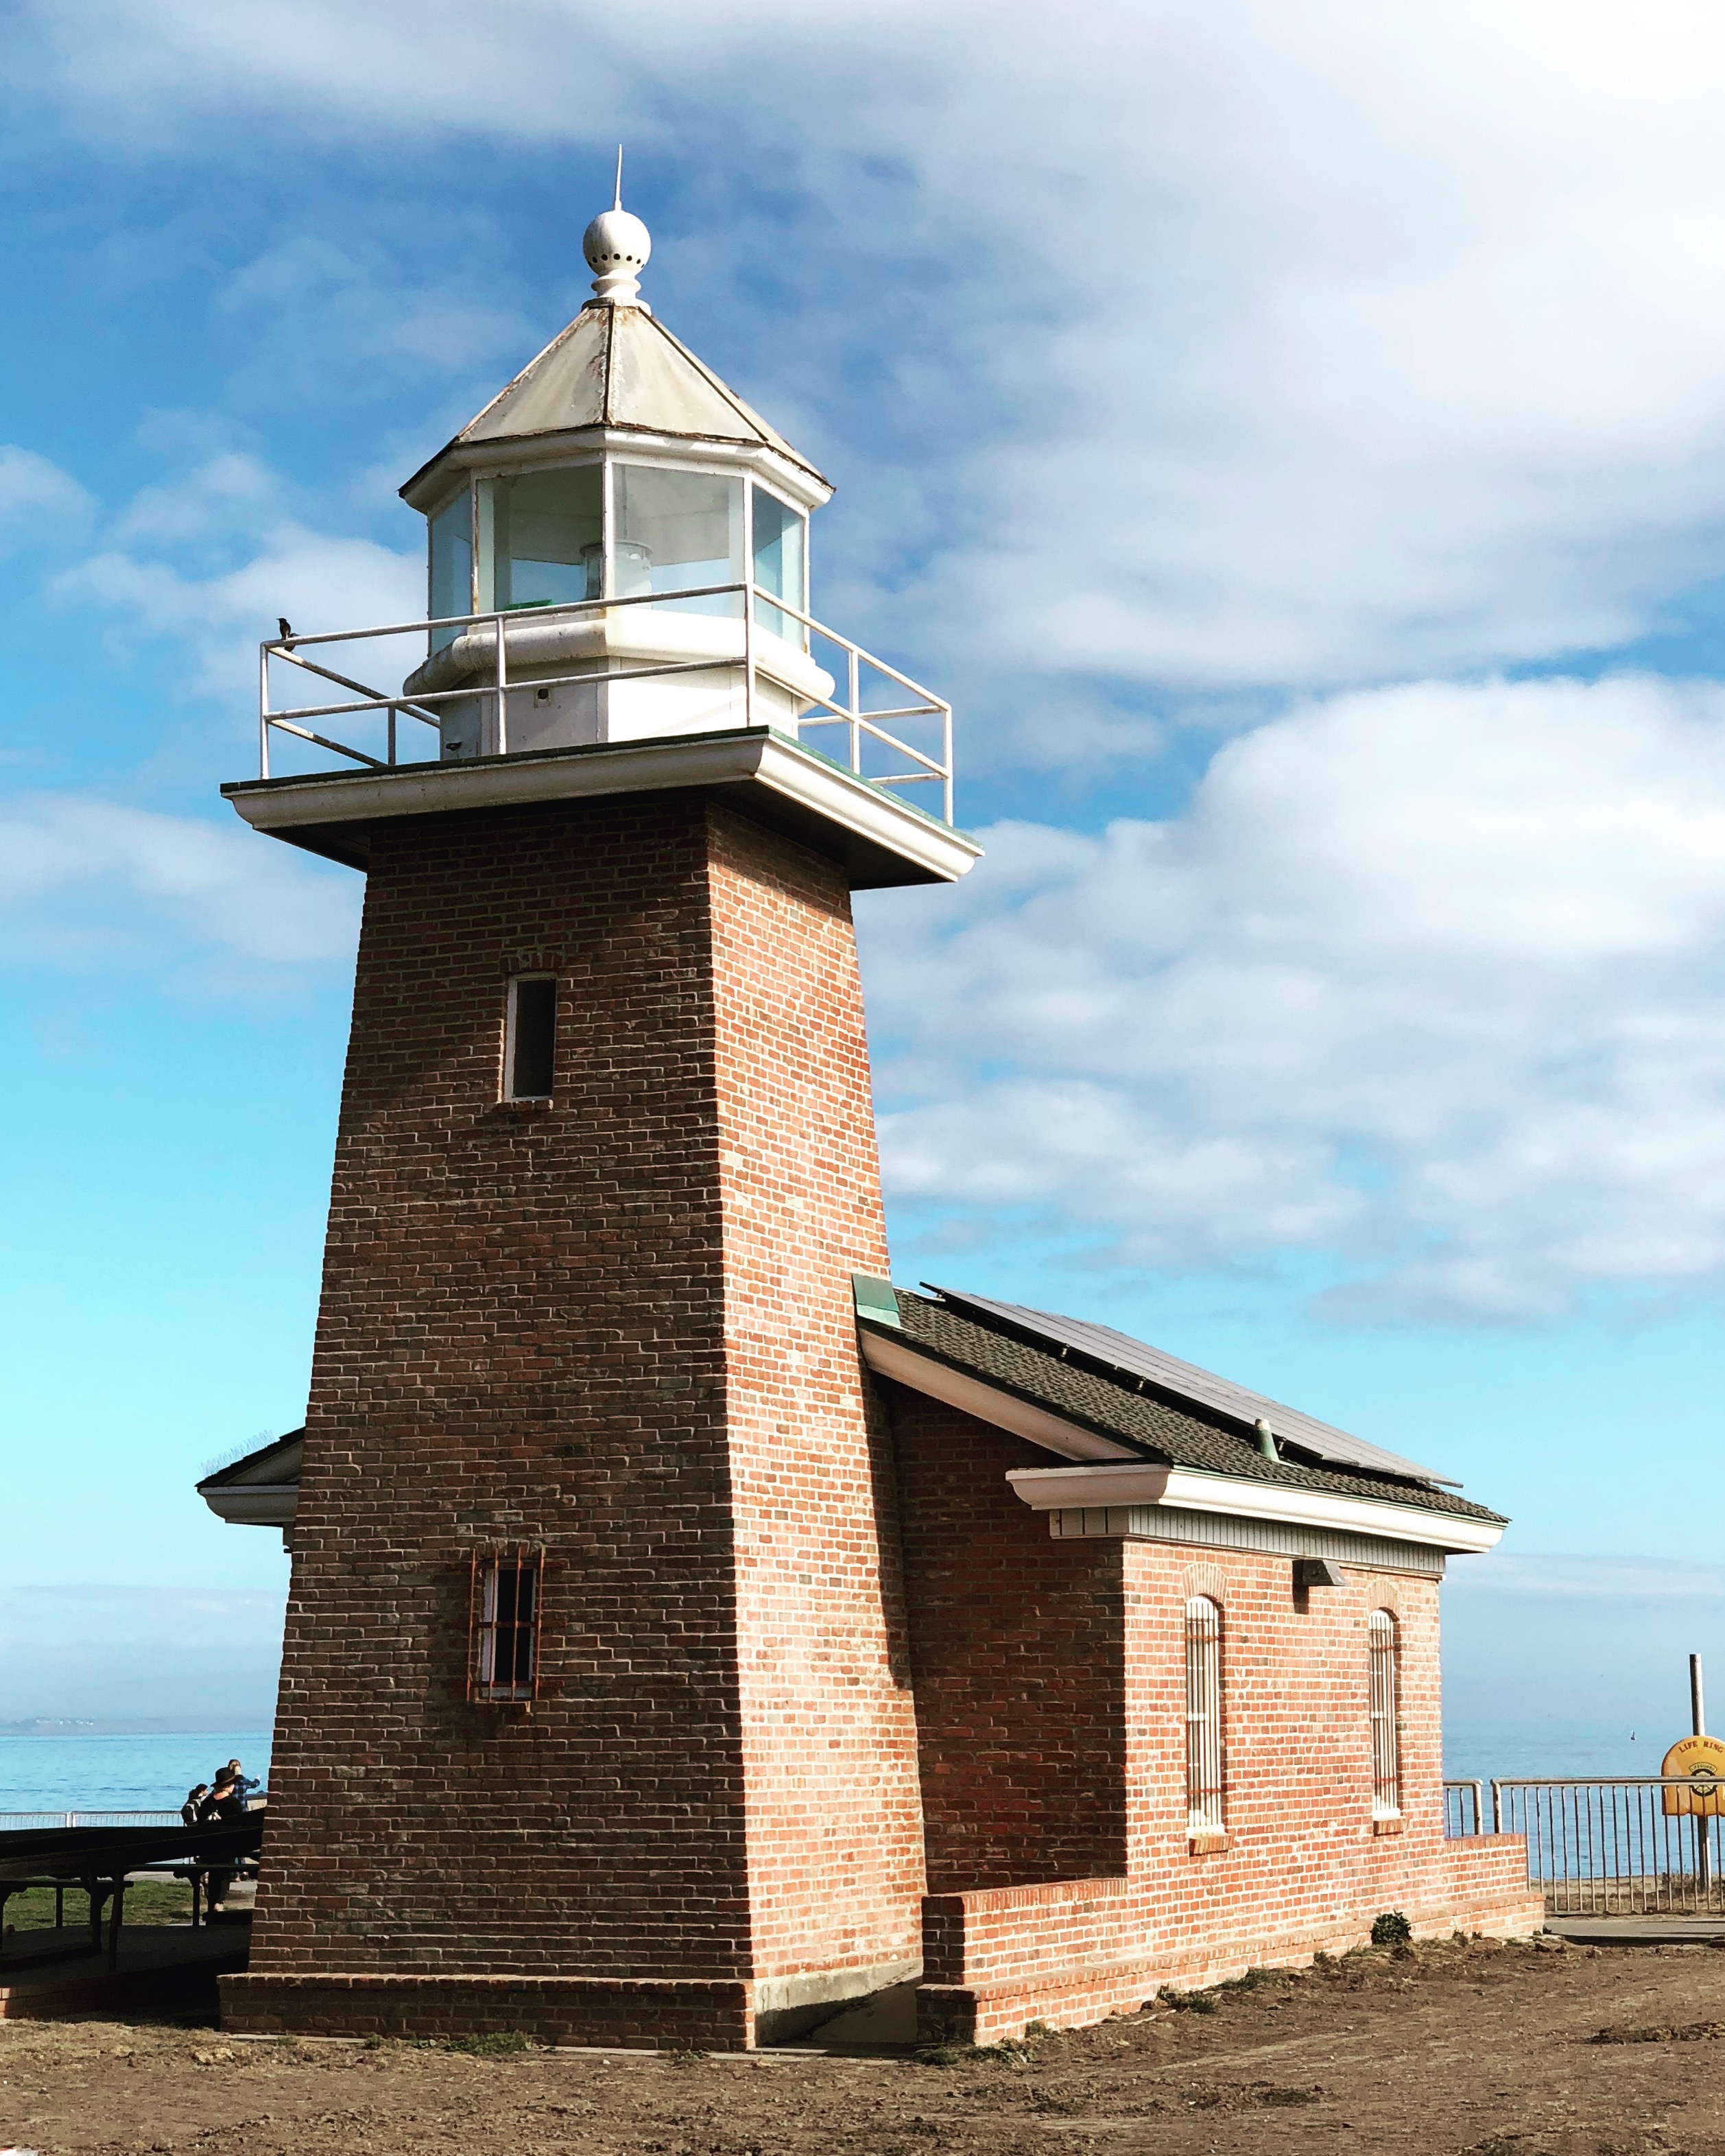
[429,490,473,652]
[481,466,604,613]
[752,485,806,646]
[612,465,743,617]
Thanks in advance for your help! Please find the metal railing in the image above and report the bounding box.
[1443,1779,1485,1838]
[0,1810,183,1831]
[257,581,955,825]
[1490,1779,1725,1916]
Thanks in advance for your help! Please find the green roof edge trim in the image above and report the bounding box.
[851,1273,903,1331]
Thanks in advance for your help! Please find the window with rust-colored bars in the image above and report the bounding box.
[1369,1609,1401,1817]
[468,1547,543,1703]
[1184,1596,1224,1835]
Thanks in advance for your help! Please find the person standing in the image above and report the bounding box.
[218,1757,263,1808]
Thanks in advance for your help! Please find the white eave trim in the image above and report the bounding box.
[226,728,981,887]
[859,1328,1501,1556]
[404,428,833,513]
[1006,1463,1503,1556]
[200,1484,298,1529]
[859,1330,1143,1462]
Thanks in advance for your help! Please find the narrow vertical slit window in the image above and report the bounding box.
[1185,1596,1224,1836]
[1369,1609,1401,1818]
[468,1547,543,1703]
[505,976,557,1100]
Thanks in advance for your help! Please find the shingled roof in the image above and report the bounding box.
[872,1289,1504,1528]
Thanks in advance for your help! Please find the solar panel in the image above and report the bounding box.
[925,1287,1458,1487]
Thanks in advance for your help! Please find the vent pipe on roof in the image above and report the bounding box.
[1254,1417,1279,1462]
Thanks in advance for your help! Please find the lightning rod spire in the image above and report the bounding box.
[584,152,651,309]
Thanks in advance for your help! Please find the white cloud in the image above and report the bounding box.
[0,445,93,556]
[861,672,1725,1319]
[53,452,425,713]
[108,449,283,550]
[18,1,1725,711]
[1447,1555,1725,1603]
[0,792,360,971]
[217,236,532,400]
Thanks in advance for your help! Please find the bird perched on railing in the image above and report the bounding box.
[277,617,293,642]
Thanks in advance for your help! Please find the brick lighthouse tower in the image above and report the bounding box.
[219,187,979,2048]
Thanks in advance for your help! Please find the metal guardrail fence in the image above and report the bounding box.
[1490,1779,1725,1916]
[0,1810,183,1830]
[257,580,955,825]
[1443,1779,1484,1838]
[1446,1778,1725,1914]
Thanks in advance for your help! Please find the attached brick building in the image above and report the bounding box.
[197,196,1540,2050]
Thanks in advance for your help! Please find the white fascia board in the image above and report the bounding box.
[201,1484,298,1529]
[405,430,832,512]
[752,735,979,880]
[859,1330,1142,1462]
[1006,1462,1503,1556]
[227,730,981,887]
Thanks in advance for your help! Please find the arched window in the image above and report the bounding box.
[1185,1596,1224,1835]
[1368,1609,1401,1818]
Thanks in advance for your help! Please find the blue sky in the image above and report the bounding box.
[8,0,1725,1729]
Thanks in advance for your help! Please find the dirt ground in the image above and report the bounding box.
[6,1934,1725,2155]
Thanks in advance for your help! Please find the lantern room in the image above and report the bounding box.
[396,196,835,761]
[238,186,964,882]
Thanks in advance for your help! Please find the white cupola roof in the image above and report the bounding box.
[401,183,828,511]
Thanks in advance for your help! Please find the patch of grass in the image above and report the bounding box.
[1219,1965,1276,1992]
[1,1880,196,1932]
[1157,1985,1218,2014]
[666,2046,710,2066]
[914,2042,971,2066]
[448,2030,536,2057]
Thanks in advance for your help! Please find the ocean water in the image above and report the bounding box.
[0,1731,273,1816]
[1443,1718,1679,1786]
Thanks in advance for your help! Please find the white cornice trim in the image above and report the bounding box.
[200,1484,298,1529]
[859,1331,1141,1462]
[403,430,833,513]
[226,729,981,887]
[1006,1463,1503,1556]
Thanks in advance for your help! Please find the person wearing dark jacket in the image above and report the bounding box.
[205,1775,245,1822]
[180,1784,209,1827]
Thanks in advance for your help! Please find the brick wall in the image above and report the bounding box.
[227,794,923,2041]
[888,1384,1128,1890]
[706,810,924,1988]
[889,1393,1545,2044]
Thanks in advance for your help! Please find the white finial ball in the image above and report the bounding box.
[584,207,652,307]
